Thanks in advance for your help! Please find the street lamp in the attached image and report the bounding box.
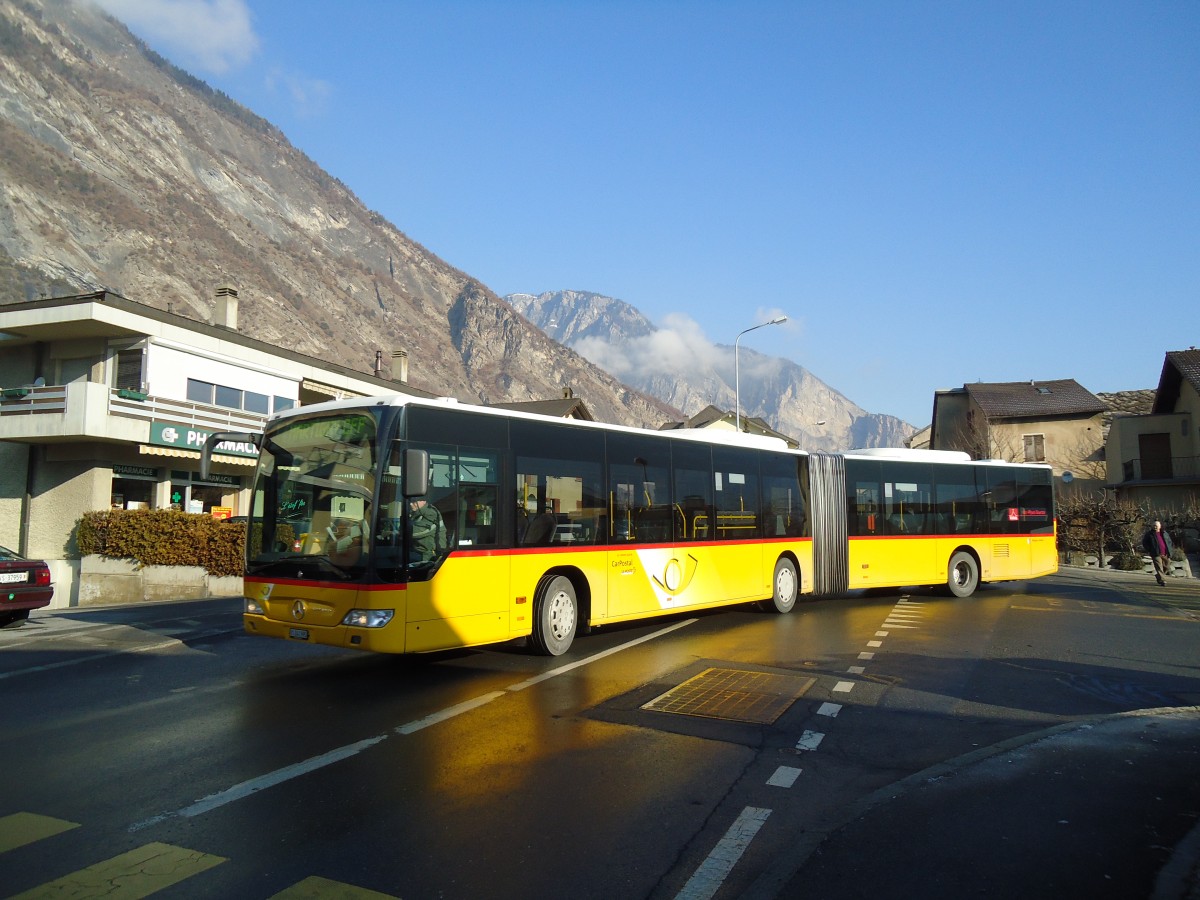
[734,315,788,433]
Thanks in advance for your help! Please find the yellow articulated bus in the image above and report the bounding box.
[203,396,1056,657]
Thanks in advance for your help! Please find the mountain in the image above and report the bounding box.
[0,0,679,429]
[507,290,916,451]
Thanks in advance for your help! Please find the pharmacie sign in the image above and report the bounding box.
[150,422,258,457]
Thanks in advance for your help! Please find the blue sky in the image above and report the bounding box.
[92,0,1198,426]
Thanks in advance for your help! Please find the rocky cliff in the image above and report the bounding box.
[0,0,679,428]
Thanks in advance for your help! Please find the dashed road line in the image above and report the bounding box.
[796,729,825,751]
[131,619,697,830]
[675,806,771,900]
[767,766,803,788]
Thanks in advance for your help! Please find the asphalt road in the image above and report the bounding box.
[1,567,1197,899]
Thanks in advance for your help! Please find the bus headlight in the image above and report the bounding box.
[245,598,265,615]
[342,609,395,628]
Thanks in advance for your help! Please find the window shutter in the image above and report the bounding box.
[1023,434,1045,462]
[116,349,144,391]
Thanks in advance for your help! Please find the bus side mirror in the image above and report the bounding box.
[404,448,429,498]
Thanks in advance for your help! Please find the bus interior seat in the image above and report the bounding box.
[522,513,556,546]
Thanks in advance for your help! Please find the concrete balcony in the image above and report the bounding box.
[1118,455,1200,485]
[0,382,267,445]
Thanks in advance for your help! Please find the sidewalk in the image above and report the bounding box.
[764,569,1200,900]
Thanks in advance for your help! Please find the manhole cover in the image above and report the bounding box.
[641,667,815,724]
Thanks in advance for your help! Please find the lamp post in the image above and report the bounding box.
[734,316,788,433]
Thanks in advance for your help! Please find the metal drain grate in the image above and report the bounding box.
[641,667,815,724]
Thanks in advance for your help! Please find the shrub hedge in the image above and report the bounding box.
[77,509,245,577]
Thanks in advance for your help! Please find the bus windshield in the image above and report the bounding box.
[247,411,378,579]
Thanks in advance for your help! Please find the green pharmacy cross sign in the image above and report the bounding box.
[149,422,258,458]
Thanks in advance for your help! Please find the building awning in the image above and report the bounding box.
[138,445,257,467]
[302,379,349,399]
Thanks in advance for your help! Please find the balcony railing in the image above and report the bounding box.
[0,383,267,434]
[0,384,67,414]
[1120,456,1200,483]
[107,389,268,432]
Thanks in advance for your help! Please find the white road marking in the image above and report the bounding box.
[833,681,854,693]
[796,730,824,751]
[675,806,771,900]
[817,702,841,717]
[858,651,875,660]
[847,665,865,674]
[766,766,802,788]
[129,619,698,830]
[867,640,883,647]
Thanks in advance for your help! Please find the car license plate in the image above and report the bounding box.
[0,572,27,584]
[288,628,309,640]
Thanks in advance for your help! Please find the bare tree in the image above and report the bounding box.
[1056,490,1144,567]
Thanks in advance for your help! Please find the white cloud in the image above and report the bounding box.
[573,313,719,382]
[266,67,333,119]
[570,310,801,394]
[91,0,260,74]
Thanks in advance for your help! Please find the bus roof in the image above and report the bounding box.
[269,393,798,453]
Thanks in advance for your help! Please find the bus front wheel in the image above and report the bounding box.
[530,575,578,656]
[759,557,798,614]
[947,551,979,598]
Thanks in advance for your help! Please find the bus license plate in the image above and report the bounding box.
[288,628,309,640]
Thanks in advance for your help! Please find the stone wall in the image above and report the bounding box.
[77,555,242,606]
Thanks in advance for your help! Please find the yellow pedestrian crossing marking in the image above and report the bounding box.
[1,813,399,899]
[269,875,399,899]
[8,841,225,900]
[0,812,79,853]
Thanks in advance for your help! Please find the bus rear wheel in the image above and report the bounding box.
[947,551,979,598]
[530,575,577,656]
[759,557,798,613]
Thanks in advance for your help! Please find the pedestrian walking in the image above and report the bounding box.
[1141,520,1175,586]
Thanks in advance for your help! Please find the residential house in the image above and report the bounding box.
[1105,349,1200,511]
[929,379,1108,487]
[659,404,800,449]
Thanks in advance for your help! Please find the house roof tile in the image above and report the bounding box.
[966,379,1107,418]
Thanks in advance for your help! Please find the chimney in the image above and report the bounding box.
[215,285,239,330]
[373,350,383,378]
[391,349,408,384]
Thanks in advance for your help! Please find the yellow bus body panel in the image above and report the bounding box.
[847,534,1058,590]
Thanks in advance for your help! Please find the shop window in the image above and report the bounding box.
[111,478,154,510]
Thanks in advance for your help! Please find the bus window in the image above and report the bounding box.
[712,446,759,540]
[761,452,807,537]
[845,459,881,536]
[934,468,986,535]
[457,450,499,548]
[512,420,605,546]
[607,433,672,543]
[986,468,1019,534]
[1016,468,1054,535]
[672,442,714,542]
[881,462,932,536]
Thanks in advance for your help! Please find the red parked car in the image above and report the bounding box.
[0,544,53,627]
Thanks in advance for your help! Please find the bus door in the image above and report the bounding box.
[881,467,934,585]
